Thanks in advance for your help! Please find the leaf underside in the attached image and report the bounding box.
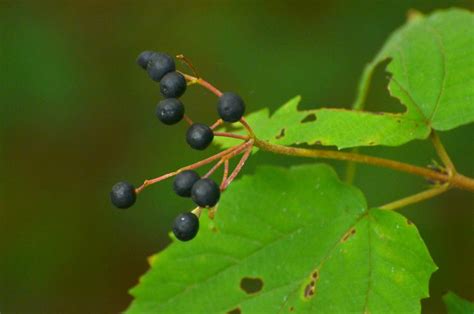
[443,291,474,314]
[127,164,436,313]
[216,9,474,150]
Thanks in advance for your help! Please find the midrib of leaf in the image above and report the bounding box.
[424,23,447,123]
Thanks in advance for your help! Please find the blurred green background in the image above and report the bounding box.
[1,0,473,313]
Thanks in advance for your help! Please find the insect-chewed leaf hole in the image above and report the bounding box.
[240,277,264,294]
[301,113,317,123]
[275,128,286,139]
[227,307,242,314]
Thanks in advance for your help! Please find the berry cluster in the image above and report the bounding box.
[110,51,254,242]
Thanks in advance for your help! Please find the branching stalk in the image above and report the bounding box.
[379,184,450,210]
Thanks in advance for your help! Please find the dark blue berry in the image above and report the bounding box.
[156,98,185,125]
[186,123,214,150]
[110,181,136,209]
[172,212,199,241]
[160,72,187,98]
[136,51,156,70]
[191,178,220,207]
[217,92,246,122]
[173,170,200,197]
[146,52,175,81]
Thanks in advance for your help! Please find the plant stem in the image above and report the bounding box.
[210,119,223,130]
[135,141,250,193]
[214,132,249,140]
[430,131,456,174]
[183,114,193,125]
[181,73,223,97]
[379,184,450,210]
[221,142,254,190]
[254,138,474,192]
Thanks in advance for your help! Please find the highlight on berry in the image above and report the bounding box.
[110,50,255,241]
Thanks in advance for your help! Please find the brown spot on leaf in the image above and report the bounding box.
[304,282,316,299]
[311,270,319,280]
[289,306,294,312]
[275,128,286,139]
[314,140,322,145]
[240,277,263,295]
[407,219,413,225]
[227,307,241,314]
[342,228,356,242]
[368,141,375,145]
[301,113,317,123]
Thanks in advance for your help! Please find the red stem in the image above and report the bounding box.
[183,114,193,125]
[211,119,223,130]
[135,141,250,193]
[214,132,249,140]
[181,73,223,97]
[221,142,253,190]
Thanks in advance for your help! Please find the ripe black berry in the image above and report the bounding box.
[156,98,185,125]
[217,92,246,122]
[191,178,220,207]
[173,170,200,197]
[146,52,175,82]
[110,181,136,209]
[186,123,214,150]
[160,72,187,98]
[172,212,199,241]
[136,51,156,70]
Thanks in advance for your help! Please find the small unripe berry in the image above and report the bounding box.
[136,51,156,70]
[110,181,136,209]
[146,52,175,81]
[160,72,187,98]
[191,178,220,207]
[156,98,185,125]
[186,123,214,150]
[172,212,199,241]
[217,92,246,122]
[173,170,200,197]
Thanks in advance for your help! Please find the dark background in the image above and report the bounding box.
[1,0,473,313]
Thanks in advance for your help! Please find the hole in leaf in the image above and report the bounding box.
[227,307,241,314]
[240,277,264,294]
[275,128,285,139]
[301,113,316,123]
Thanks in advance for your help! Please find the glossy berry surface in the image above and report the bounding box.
[173,170,200,197]
[146,52,175,81]
[186,123,214,150]
[156,98,185,125]
[191,178,220,207]
[136,51,156,70]
[172,212,199,241]
[160,72,187,98]
[110,181,136,209]
[217,92,246,122]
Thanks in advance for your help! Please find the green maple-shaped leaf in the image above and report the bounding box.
[217,9,474,150]
[443,291,474,314]
[127,164,436,313]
